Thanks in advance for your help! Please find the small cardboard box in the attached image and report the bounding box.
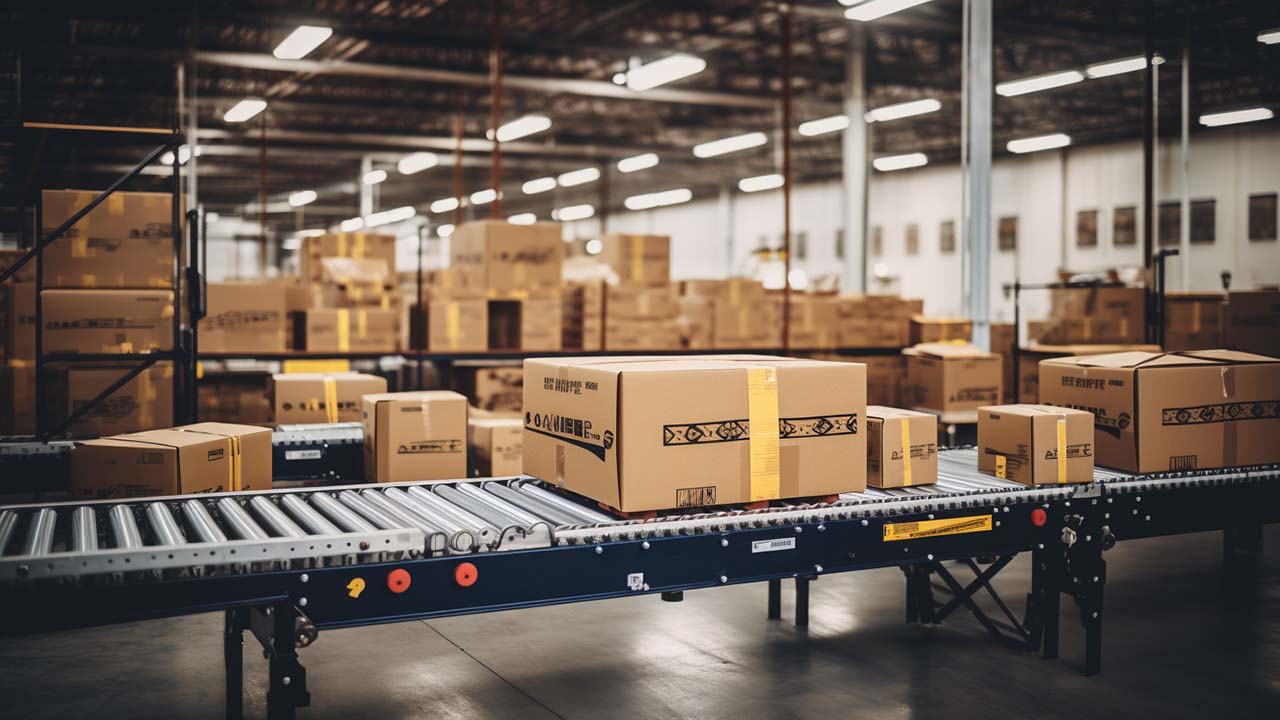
[39,288,174,355]
[271,372,387,424]
[450,220,563,292]
[1039,349,1280,473]
[977,404,1094,485]
[201,283,292,353]
[909,316,973,345]
[362,391,468,483]
[65,362,174,437]
[177,422,273,491]
[903,343,1003,418]
[294,308,397,353]
[1227,291,1279,357]
[40,189,175,289]
[454,362,522,412]
[599,234,670,287]
[70,428,232,499]
[300,232,396,284]
[522,355,866,512]
[866,406,937,488]
[469,414,523,477]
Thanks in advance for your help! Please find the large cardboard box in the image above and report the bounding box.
[65,362,174,437]
[469,414,523,477]
[1016,343,1161,403]
[909,316,973,345]
[40,189,175,289]
[42,289,174,355]
[522,355,866,512]
[450,220,563,292]
[489,294,562,351]
[1227,291,1279,357]
[1045,286,1146,343]
[362,391,468,483]
[294,308,397,353]
[788,295,839,350]
[201,283,293,353]
[866,406,937,488]
[454,362,522,412]
[977,404,1094,485]
[70,428,232,499]
[300,232,396,284]
[599,234,670,287]
[903,343,1003,418]
[1163,292,1225,351]
[176,422,272,491]
[0,248,36,283]
[271,372,387,424]
[1039,350,1280,473]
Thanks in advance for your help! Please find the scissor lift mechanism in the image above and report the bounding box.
[0,444,1276,720]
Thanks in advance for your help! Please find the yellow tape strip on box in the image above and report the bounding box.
[746,367,780,502]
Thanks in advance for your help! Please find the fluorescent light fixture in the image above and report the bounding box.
[996,70,1084,97]
[437,223,455,238]
[866,98,941,122]
[430,197,460,214]
[612,72,628,85]
[365,206,417,227]
[692,131,767,158]
[470,188,498,205]
[297,228,324,238]
[486,114,552,142]
[339,217,365,232]
[522,177,557,195]
[288,190,317,207]
[624,54,707,92]
[362,169,387,185]
[738,173,785,193]
[554,204,595,222]
[798,114,850,136]
[223,98,267,123]
[397,152,439,175]
[872,152,928,171]
[508,213,537,225]
[273,25,333,60]
[557,167,600,187]
[624,188,693,210]
[585,239,603,255]
[205,212,220,223]
[1258,29,1280,44]
[1006,133,1071,154]
[1085,56,1154,78]
[846,0,935,22]
[617,153,659,173]
[1199,107,1274,127]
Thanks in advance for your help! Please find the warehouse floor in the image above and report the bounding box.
[2,527,1277,719]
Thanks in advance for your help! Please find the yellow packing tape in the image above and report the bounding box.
[995,454,1007,479]
[322,377,338,424]
[900,418,913,487]
[337,308,350,351]
[1056,416,1067,484]
[283,359,350,374]
[72,237,89,258]
[353,233,366,258]
[446,302,461,350]
[227,436,242,491]
[631,237,644,283]
[380,293,390,311]
[357,309,368,339]
[337,235,347,258]
[746,367,781,502]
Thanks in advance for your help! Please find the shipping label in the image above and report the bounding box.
[396,439,464,455]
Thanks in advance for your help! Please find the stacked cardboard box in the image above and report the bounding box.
[1163,292,1225,351]
[598,234,670,288]
[605,285,682,350]
[41,190,175,289]
[787,295,839,350]
[202,282,307,354]
[295,238,399,352]
[902,343,1003,419]
[300,232,396,285]
[680,279,782,349]
[677,296,714,350]
[1039,286,1146,344]
[835,295,917,348]
[1226,290,1279,357]
[561,281,604,351]
[453,361,522,412]
[909,316,973,345]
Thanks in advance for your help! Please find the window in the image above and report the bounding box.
[997,216,1017,252]
[939,220,955,253]
[871,226,883,256]
[905,223,919,255]
[1158,202,1180,246]
[1190,199,1215,244]
[1249,193,1276,242]
[1076,209,1098,248]
[1113,206,1136,246]
[835,228,845,259]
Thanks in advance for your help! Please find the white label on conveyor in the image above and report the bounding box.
[285,450,323,461]
[751,537,797,554]
[627,573,646,591]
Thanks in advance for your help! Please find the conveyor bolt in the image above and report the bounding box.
[300,574,309,583]
[283,677,291,686]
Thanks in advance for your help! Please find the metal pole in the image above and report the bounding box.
[781,5,794,354]
[489,0,503,218]
[1178,15,1190,291]
[598,162,609,236]
[843,24,868,293]
[1142,0,1155,268]
[964,0,993,350]
[258,111,267,277]
[358,155,373,219]
[453,96,465,228]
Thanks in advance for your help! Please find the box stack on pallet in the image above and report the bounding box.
[296,235,399,353]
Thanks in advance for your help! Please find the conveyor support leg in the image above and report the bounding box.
[767,579,781,620]
[267,603,311,720]
[224,609,244,720]
[1066,540,1105,676]
[795,577,810,627]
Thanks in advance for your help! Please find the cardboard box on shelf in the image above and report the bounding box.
[787,295,839,350]
[1016,343,1161,403]
[522,355,866,512]
[605,284,682,351]
[838,354,905,406]
[293,308,397,353]
[866,406,937,488]
[909,316,973,345]
[903,343,1003,419]
[6,283,35,360]
[64,362,174,437]
[677,296,714,350]
[40,288,174,356]
[40,189,175,289]
[0,249,36,283]
[1226,290,1280,357]
[300,232,396,284]
[560,280,604,352]
[1044,286,1146,343]
[599,234,670,287]
[271,372,387,424]
[1039,349,1280,473]
[606,317,684,351]
[469,414,523,477]
[198,372,273,424]
[489,293,562,351]
[712,295,783,349]
[835,295,910,348]
[977,404,1094,485]
[453,362,522,412]
[450,220,563,292]
[410,295,488,352]
[607,285,680,319]
[201,283,293,354]
[70,428,232,499]
[1163,292,1225,351]
[680,278,766,303]
[176,422,272,491]
[314,257,398,309]
[990,322,1016,403]
[362,391,468,483]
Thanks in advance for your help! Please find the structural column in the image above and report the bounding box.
[842,25,868,293]
[963,0,993,350]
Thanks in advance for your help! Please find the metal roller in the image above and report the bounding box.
[182,500,228,544]
[146,503,187,546]
[456,482,544,526]
[337,490,406,531]
[0,510,20,555]
[436,484,534,530]
[483,482,585,526]
[109,505,143,550]
[405,486,498,546]
[215,498,269,541]
[71,506,98,553]
[359,490,448,553]
[20,508,56,557]
[514,482,616,524]
[248,496,308,539]
[280,494,342,535]
[382,488,477,552]
[309,492,377,533]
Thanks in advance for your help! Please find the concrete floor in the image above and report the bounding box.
[2,527,1277,720]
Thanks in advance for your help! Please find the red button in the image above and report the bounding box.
[1031,508,1047,527]
[387,568,412,594]
[454,562,478,588]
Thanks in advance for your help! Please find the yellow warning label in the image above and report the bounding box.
[883,515,994,542]
[346,577,366,598]
[995,454,1007,479]
[283,359,351,374]
[746,367,781,502]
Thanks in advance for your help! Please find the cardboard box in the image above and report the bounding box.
[65,362,174,437]
[489,294,562,351]
[677,297,714,350]
[70,428,232,499]
[990,323,1016,403]
[599,234,670,287]
[40,189,175,289]
[202,283,293,353]
[866,406,938,488]
[835,295,910,348]
[294,308,397,353]
[413,296,488,352]
[1038,349,1280,473]
[42,289,174,355]
[362,391,468,483]
[7,283,35,360]
[176,422,271,491]
[522,355,866,512]
[300,232,396,284]
[1044,286,1146,343]
[680,278,766,303]
[0,248,36,283]
[843,354,906,406]
[561,281,604,352]
[4,361,36,435]
[909,316,973,345]
[1016,343,1162,403]
[903,343,1003,418]
[454,362,522,412]
[271,372,387,424]
[1227,291,1279,357]
[977,404,1094,485]
[469,414,523,477]
[450,220,563,292]
[788,296,839,350]
[712,296,783,349]
[1163,292,1224,351]
[197,372,273,424]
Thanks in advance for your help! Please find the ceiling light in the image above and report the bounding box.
[365,206,417,227]
[557,167,600,187]
[223,98,267,123]
[625,54,707,92]
[288,190,317,207]
[486,114,552,142]
[362,169,387,185]
[281,236,302,251]
[738,174,785,193]
[872,152,929,171]
[845,0,935,22]
[508,213,537,225]
[612,72,628,85]
[554,204,595,222]
[692,131,767,158]
[1085,56,1157,79]
[624,188,693,210]
[431,197,460,214]
[437,224,455,238]
[273,25,333,60]
[798,115,850,136]
[1006,133,1071,153]
[470,188,498,205]
[617,153,659,173]
[397,152,439,175]
[996,70,1084,97]
[339,217,365,232]
[585,239,603,255]
[866,98,941,122]
[1258,29,1280,44]
[1199,107,1274,127]
[522,177,557,194]
[160,144,201,166]
[297,228,324,238]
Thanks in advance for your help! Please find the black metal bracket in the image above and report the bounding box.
[903,555,1033,650]
[233,604,312,720]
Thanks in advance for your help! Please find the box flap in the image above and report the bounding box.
[1025,343,1162,355]
[910,342,993,359]
[867,405,934,420]
[981,403,1091,418]
[363,390,465,403]
[1177,349,1279,364]
[117,428,224,449]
